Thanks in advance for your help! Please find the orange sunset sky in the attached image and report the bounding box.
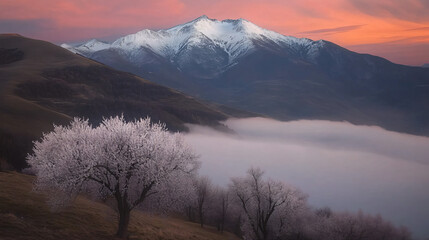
[1,0,428,66]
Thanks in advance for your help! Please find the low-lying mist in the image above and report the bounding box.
[184,118,429,239]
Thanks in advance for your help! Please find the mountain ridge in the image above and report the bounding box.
[62,16,429,136]
[63,16,323,74]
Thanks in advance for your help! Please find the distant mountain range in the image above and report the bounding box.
[0,34,236,170]
[63,16,429,136]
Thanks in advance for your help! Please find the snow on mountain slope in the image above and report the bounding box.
[63,16,321,65]
[62,39,110,55]
[60,43,78,54]
[77,39,110,52]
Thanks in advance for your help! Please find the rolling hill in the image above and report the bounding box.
[0,34,230,170]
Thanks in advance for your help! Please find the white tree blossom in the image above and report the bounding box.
[27,116,199,238]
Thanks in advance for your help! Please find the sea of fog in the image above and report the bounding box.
[184,118,429,239]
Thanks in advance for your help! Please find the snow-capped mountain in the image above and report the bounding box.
[65,15,323,77]
[62,16,429,136]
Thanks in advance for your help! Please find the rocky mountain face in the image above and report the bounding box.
[63,16,429,136]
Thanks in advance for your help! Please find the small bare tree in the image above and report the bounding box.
[27,116,199,238]
[314,211,413,240]
[230,168,307,240]
[196,176,213,228]
[212,186,230,232]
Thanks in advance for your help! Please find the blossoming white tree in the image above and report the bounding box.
[27,116,199,238]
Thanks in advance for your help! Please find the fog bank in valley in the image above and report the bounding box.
[184,118,429,239]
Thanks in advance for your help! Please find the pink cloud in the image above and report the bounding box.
[0,0,428,65]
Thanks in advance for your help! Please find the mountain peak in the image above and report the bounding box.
[187,15,216,25]
[196,15,209,20]
[180,16,289,42]
[191,15,248,24]
[63,17,315,65]
[186,16,260,35]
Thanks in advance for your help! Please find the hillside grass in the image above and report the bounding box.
[0,171,240,240]
[0,34,231,171]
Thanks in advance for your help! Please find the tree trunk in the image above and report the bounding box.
[116,205,131,238]
[186,206,195,222]
[200,214,204,228]
[199,209,204,228]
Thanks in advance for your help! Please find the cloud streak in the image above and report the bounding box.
[184,118,429,238]
[348,0,429,22]
[300,25,364,35]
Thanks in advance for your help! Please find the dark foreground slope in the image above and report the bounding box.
[0,34,228,170]
[0,172,239,240]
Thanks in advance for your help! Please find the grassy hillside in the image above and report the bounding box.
[0,34,230,170]
[0,171,240,240]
